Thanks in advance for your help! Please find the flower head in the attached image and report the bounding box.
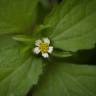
[33,38,53,58]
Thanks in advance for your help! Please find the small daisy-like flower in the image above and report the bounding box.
[33,38,53,58]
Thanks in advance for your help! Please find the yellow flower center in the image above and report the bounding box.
[39,42,49,53]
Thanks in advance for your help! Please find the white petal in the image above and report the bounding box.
[35,40,42,46]
[43,38,50,45]
[33,47,40,54]
[42,53,49,58]
[48,46,53,53]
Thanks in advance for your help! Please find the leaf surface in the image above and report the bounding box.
[45,0,96,51]
[0,0,38,34]
[0,35,43,96]
[33,62,96,96]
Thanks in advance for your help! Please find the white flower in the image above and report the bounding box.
[33,38,53,58]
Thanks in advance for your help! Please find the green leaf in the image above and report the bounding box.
[0,35,43,96]
[45,0,96,51]
[13,35,36,42]
[33,63,96,96]
[52,50,72,57]
[0,0,38,34]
